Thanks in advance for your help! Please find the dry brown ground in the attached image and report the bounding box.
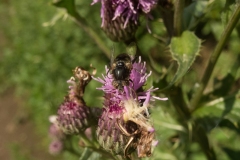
[0,89,60,160]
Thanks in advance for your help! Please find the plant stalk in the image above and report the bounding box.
[174,0,185,36]
[168,86,217,160]
[168,86,191,120]
[190,4,240,112]
[193,124,217,160]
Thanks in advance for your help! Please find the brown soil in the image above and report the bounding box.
[0,89,60,160]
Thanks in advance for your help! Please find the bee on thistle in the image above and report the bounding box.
[109,53,136,90]
[93,54,168,158]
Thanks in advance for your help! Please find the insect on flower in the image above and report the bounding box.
[117,120,156,158]
[115,96,157,158]
[93,49,168,158]
[116,119,140,157]
[109,53,136,90]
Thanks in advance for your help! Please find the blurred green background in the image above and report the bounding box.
[0,0,240,160]
[0,0,110,159]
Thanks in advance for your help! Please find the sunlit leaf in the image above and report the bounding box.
[168,31,201,87]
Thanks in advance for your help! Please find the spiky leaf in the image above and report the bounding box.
[168,31,201,87]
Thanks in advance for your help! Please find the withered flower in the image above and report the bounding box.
[57,67,101,134]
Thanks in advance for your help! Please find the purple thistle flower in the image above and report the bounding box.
[93,56,167,102]
[92,0,158,42]
[93,56,167,157]
[97,102,130,155]
[92,0,157,27]
[57,67,101,135]
[57,100,92,134]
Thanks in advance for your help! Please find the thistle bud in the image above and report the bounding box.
[57,67,98,134]
[97,108,125,155]
[57,100,91,134]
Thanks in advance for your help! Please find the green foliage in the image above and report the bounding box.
[0,0,240,160]
[52,0,76,16]
[169,31,201,87]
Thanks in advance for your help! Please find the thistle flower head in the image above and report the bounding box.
[92,0,158,25]
[93,56,167,157]
[57,100,91,134]
[92,0,158,42]
[57,67,99,135]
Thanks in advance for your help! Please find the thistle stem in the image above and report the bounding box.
[174,0,185,36]
[79,132,97,147]
[79,148,92,160]
[79,133,116,159]
[168,86,217,160]
[65,136,81,157]
[168,86,190,120]
[190,4,240,112]
[192,124,217,160]
[66,148,81,157]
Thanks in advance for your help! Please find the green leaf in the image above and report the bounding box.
[219,119,240,134]
[222,147,240,160]
[221,0,236,28]
[52,0,76,16]
[183,1,209,30]
[168,31,201,87]
[193,91,240,122]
